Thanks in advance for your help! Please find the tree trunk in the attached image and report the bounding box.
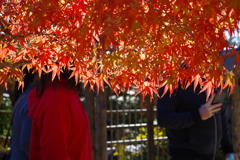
[232,68,240,157]
[84,84,97,160]
[146,95,154,160]
[96,89,107,160]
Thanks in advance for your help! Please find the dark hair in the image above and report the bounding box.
[14,68,38,103]
[36,68,77,97]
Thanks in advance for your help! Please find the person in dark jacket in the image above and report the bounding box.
[157,83,238,160]
[9,68,38,160]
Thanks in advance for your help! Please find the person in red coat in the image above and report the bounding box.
[28,69,92,160]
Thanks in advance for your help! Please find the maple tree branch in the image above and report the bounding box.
[0,19,24,40]
[0,60,28,70]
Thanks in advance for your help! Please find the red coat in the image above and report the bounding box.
[28,83,92,160]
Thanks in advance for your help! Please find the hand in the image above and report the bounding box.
[199,95,222,120]
[225,153,239,160]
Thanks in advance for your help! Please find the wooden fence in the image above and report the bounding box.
[83,85,168,160]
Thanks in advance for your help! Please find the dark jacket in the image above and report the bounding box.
[157,84,233,160]
[10,87,32,160]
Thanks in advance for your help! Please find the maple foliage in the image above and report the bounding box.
[0,0,240,99]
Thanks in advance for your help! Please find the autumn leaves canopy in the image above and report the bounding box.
[0,0,240,98]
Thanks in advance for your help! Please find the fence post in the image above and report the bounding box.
[96,89,107,160]
[146,95,154,160]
